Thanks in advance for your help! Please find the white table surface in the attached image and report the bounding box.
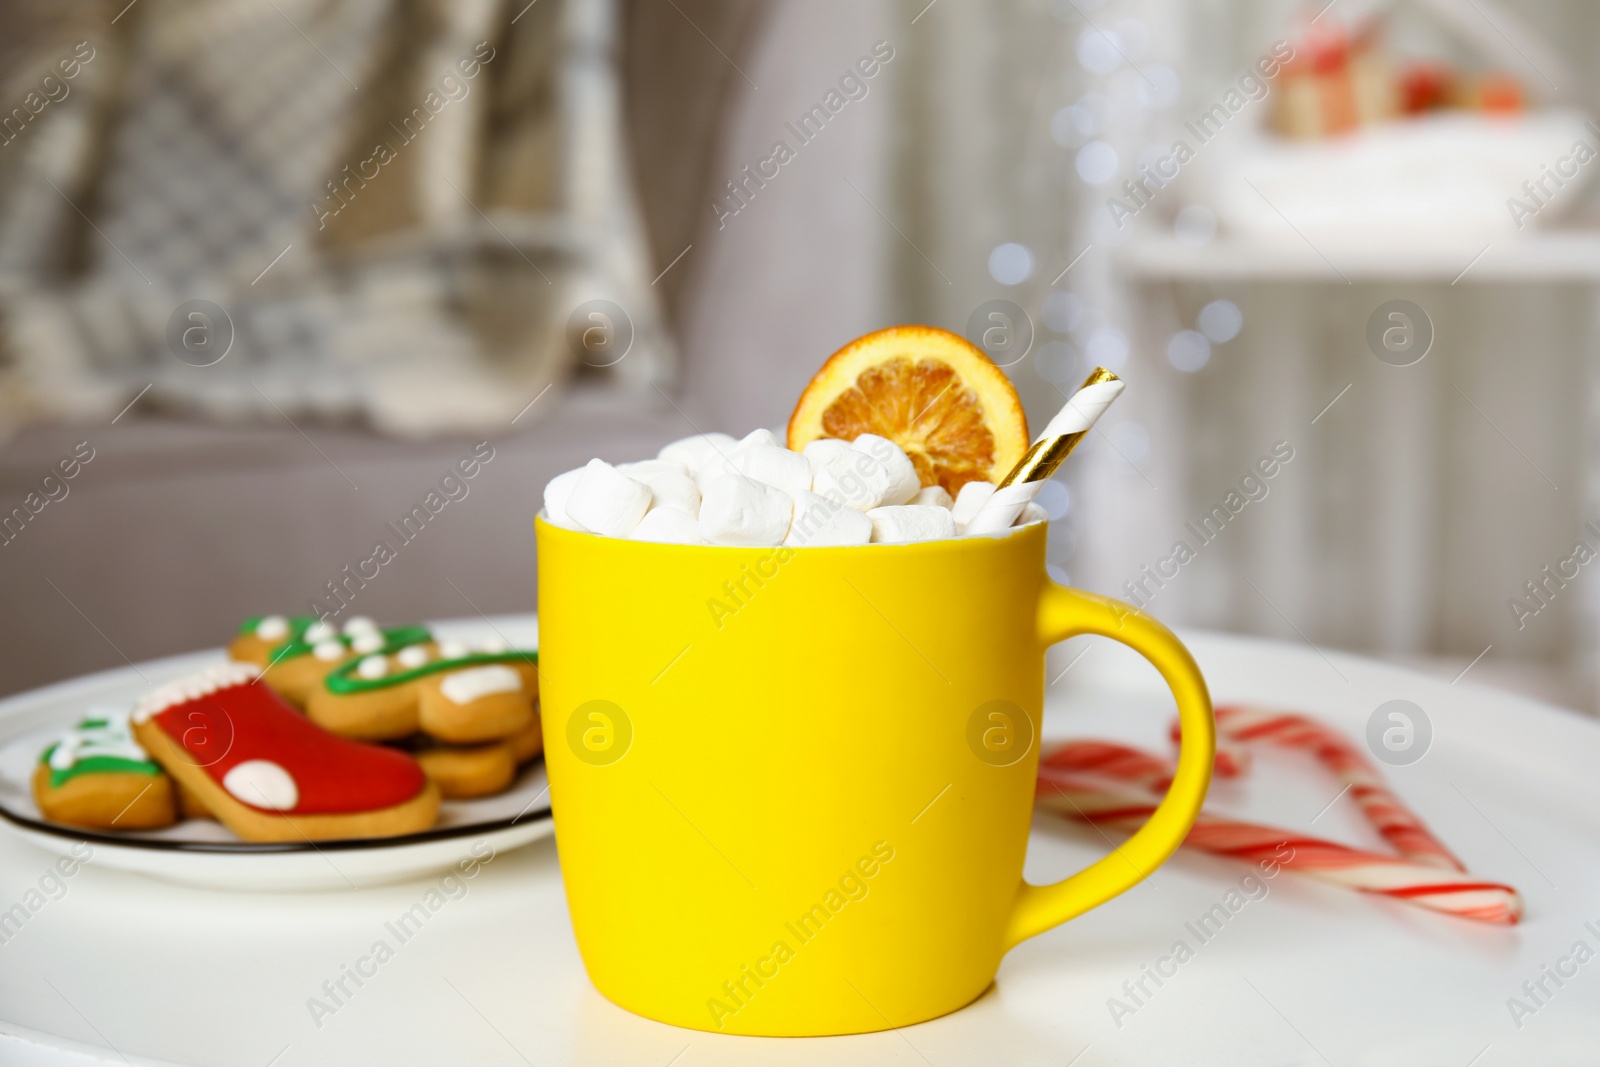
[2,621,1598,1066]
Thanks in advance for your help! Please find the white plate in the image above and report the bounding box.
[0,621,551,892]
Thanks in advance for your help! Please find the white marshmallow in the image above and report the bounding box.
[851,434,921,505]
[736,444,812,499]
[698,474,793,546]
[812,448,895,512]
[618,459,688,478]
[950,481,997,530]
[912,485,954,510]
[542,468,586,530]
[620,465,700,516]
[866,505,958,544]
[566,458,652,538]
[658,433,737,475]
[785,491,874,546]
[738,428,781,450]
[1018,502,1049,526]
[692,447,743,492]
[631,507,705,544]
[801,438,855,478]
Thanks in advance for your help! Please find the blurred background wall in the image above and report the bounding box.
[3,0,1598,714]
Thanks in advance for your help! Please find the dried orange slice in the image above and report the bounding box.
[787,326,1029,495]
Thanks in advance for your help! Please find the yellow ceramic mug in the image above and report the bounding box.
[536,517,1213,1036]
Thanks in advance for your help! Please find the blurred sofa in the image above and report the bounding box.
[0,386,695,694]
[0,0,767,696]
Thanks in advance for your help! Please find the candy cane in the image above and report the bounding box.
[1036,773,1522,925]
[1037,729,1523,926]
[1207,704,1461,870]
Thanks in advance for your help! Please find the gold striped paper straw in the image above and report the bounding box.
[963,367,1124,534]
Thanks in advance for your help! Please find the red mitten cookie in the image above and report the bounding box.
[131,664,439,842]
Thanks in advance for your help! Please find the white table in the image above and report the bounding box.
[2,624,1597,1065]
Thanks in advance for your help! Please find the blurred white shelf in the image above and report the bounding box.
[1117,231,1600,283]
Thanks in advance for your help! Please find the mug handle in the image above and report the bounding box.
[1003,582,1215,949]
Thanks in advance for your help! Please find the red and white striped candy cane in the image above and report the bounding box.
[1043,736,1251,793]
[1037,731,1523,926]
[1206,704,1461,870]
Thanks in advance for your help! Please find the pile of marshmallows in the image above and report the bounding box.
[542,430,1046,547]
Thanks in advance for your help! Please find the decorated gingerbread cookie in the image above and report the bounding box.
[230,615,431,709]
[407,712,545,799]
[33,713,177,830]
[307,637,539,746]
[131,663,439,842]
[301,638,439,741]
[504,709,545,764]
[227,614,313,667]
[413,741,516,799]
[417,662,532,743]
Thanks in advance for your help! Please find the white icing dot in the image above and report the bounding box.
[255,615,289,641]
[351,632,384,655]
[438,640,469,661]
[479,636,510,654]
[312,640,346,662]
[222,760,299,811]
[397,645,429,669]
[357,655,389,680]
[305,621,337,644]
[343,615,378,635]
[439,665,522,705]
[49,740,79,770]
